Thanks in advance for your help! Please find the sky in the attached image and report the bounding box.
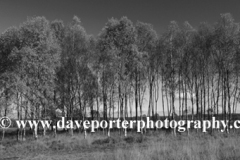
[1,0,240,36]
[1,0,240,115]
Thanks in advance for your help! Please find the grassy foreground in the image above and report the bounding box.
[1,130,240,160]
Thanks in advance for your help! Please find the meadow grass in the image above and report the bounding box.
[1,130,240,160]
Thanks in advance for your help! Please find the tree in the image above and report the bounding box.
[10,16,61,139]
[135,21,158,125]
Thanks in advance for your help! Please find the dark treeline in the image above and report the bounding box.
[1,13,240,139]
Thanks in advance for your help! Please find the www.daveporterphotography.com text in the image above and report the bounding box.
[2,117,239,133]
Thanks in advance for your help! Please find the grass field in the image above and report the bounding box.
[1,130,240,160]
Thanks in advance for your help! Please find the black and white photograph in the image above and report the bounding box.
[1,0,240,159]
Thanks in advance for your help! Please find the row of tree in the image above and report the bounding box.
[1,13,240,139]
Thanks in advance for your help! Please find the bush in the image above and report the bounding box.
[92,137,117,145]
[124,136,134,143]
